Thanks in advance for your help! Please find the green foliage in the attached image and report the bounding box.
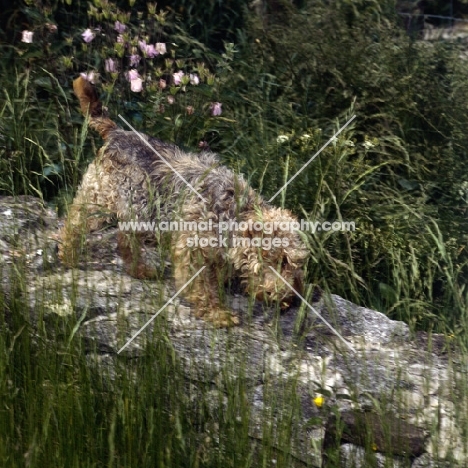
[151,0,251,51]
[0,266,310,467]
[0,69,77,198]
[202,0,468,338]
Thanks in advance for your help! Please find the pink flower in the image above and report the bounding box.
[186,106,195,115]
[167,96,175,104]
[146,44,158,58]
[210,102,222,116]
[21,30,34,43]
[105,58,117,73]
[116,34,125,44]
[127,69,143,92]
[159,79,167,89]
[80,71,97,83]
[81,28,95,43]
[199,141,210,150]
[173,70,184,86]
[189,74,200,85]
[127,69,140,81]
[129,54,141,66]
[130,78,143,92]
[138,40,158,58]
[155,43,167,55]
[114,21,126,34]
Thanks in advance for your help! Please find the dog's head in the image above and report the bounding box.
[233,207,309,308]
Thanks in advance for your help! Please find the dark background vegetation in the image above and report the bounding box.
[2,0,468,339]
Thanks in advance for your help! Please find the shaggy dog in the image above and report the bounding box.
[59,77,308,326]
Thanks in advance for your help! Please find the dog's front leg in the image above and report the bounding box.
[172,233,239,327]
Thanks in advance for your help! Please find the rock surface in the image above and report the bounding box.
[1,195,467,467]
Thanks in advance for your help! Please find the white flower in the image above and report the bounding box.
[21,30,34,43]
[80,71,97,83]
[81,28,95,43]
[277,135,289,144]
[189,73,200,85]
[155,43,167,55]
[126,69,143,92]
[173,70,185,85]
[363,140,374,149]
[130,78,143,92]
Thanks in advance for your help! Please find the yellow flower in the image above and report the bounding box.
[371,443,378,451]
[313,396,324,408]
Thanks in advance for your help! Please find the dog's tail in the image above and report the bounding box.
[73,76,117,139]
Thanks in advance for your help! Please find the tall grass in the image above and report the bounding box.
[0,254,316,467]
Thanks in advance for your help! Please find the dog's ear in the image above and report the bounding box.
[73,76,102,117]
[73,76,117,139]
